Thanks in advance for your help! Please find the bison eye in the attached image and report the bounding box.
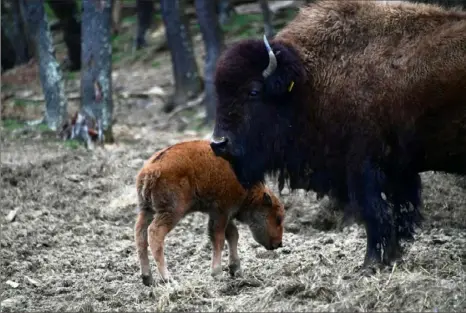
[249,89,260,98]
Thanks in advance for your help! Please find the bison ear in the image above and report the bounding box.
[263,43,305,98]
[263,192,273,206]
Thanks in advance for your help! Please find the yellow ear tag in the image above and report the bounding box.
[288,81,295,92]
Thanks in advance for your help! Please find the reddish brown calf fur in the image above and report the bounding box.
[134,140,284,285]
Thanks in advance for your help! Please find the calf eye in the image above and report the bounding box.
[276,216,282,225]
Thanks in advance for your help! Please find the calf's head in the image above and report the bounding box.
[210,35,306,188]
[242,185,285,250]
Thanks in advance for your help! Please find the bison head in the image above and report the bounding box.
[210,35,307,188]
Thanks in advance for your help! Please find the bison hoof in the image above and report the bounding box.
[359,265,378,277]
[383,246,404,266]
[359,258,384,276]
[141,274,153,286]
[228,262,242,277]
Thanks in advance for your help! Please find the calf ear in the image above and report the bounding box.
[264,43,305,98]
[263,192,273,206]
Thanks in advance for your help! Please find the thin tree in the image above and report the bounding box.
[23,0,68,131]
[194,0,224,124]
[81,0,114,143]
[2,0,32,67]
[160,0,203,113]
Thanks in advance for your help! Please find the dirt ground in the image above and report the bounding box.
[1,5,465,312]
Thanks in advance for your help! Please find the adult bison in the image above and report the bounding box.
[210,0,466,268]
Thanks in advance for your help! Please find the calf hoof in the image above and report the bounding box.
[211,266,223,278]
[228,262,242,278]
[159,273,172,285]
[141,274,153,286]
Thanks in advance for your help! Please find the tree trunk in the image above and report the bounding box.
[194,0,224,124]
[160,0,203,113]
[218,0,233,26]
[81,0,114,143]
[23,0,68,131]
[1,0,32,66]
[259,0,274,38]
[134,0,155,51]
[47,0,82,71]
[1,20,17,72]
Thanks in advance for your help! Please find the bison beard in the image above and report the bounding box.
[211,0,466,268]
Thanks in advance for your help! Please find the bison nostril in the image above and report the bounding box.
[210,136,229,155]
[210,136,227,145]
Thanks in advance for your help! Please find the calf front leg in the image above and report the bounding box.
[208,215,228,277]
[225,221,241,277]
[147,212,180,283]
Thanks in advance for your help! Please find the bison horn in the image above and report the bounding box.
[262,34,277,78]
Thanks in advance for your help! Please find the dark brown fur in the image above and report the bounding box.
[135,140,284,285]
[211,1,466,268]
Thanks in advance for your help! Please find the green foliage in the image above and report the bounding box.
[2,119,23,131]
[14,99,41,107]
[221,13,263,37]
[122,15,136,24]
[44,2,56,20]
[66,71,77,81]
[63,139,81,150]
[36,123,51,132]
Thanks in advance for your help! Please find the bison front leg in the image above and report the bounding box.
[208,214,228,277]
[387,172,423,263]
[147,212,180,283]
[225,221,241,277]
[347,160,396,271]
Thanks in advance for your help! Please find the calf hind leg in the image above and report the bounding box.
[147,212,181,283]
[135,209,154,286]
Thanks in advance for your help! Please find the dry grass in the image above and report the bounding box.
[1,120,464,312]
[1,6,465,312]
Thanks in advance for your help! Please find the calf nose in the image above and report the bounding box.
[272,241,283,249]
[210,136,229,156]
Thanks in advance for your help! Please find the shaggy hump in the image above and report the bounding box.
[215,40,269,89]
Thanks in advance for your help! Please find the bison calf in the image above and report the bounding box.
[135,140,285,285]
